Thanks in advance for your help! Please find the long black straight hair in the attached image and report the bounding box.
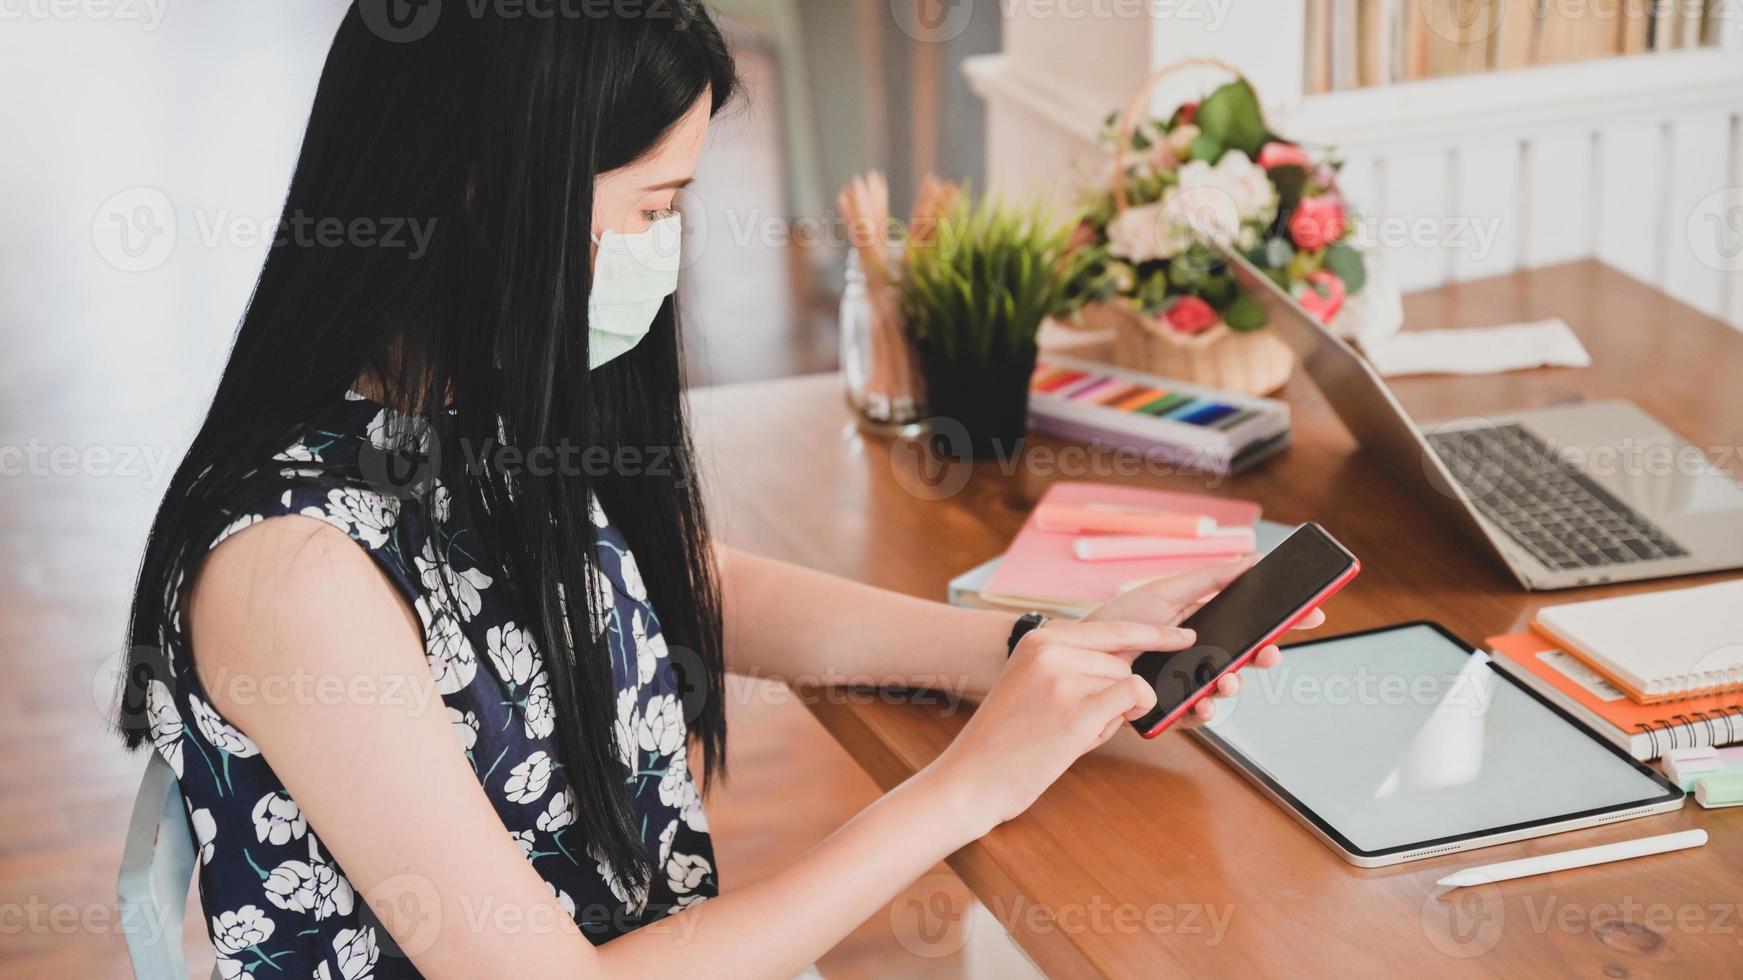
[119,2,736,892]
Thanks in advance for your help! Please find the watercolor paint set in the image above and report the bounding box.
[1027,355,1291,474]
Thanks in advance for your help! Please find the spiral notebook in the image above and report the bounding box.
[1488,631,1743,761]
[1530,580,1743,704]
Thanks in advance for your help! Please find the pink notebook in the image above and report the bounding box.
[980,482,1262,613]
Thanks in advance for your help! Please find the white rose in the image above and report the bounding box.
[523,668,555,740]
[210,905,274,956]
[146,680,184,778]
[504,751,554,804]
[191,695,259,758]
[637,694,684,758]
[613,688,641,773]
[1210,149,1277,222]
[263,859,317,914]
[330,925,379,980]
[251,791,307,846]
[665,852,712,896]
[536,788,576,833]
[486,622,540,688]
[308,838,355,921]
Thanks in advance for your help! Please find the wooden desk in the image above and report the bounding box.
[691,261,1743,977]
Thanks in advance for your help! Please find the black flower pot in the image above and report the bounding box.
[918,351,1037,460]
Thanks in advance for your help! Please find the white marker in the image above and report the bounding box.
[1437,829,1707,889]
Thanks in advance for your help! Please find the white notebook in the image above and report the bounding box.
[1533,580,1743,703]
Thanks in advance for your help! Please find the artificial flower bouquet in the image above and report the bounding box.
[1071,63,1374,393]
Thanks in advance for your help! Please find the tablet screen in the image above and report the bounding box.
[1199,622,1679,856]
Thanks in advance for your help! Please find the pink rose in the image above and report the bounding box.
[1163,295,1219,335]
[1296,270,1346,324]
[1289,195,1346,250]
[1258,141,1312,170]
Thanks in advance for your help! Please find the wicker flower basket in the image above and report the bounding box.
[1096,58,1296,397]
[1088,301,1294,396]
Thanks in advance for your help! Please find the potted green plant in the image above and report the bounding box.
[902,194,1101,459]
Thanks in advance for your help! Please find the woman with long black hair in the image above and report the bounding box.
[118,4,1317,976]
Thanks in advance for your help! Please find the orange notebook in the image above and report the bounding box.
[978,482,1261,613]
[1488,632,1743,760]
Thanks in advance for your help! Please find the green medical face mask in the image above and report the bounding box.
[587,213,682,369]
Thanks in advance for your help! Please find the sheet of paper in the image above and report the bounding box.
[1361,319,1591,377]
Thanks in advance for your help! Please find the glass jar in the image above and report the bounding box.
[839,250,923,433]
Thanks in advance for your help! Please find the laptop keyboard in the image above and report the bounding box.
[1426,423,1688,571]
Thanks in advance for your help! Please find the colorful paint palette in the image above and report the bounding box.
[1026,357,1292,475]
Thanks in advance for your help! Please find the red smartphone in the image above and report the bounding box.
[1129,522,1359,737]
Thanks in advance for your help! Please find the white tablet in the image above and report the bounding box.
[1194,622,1684,867]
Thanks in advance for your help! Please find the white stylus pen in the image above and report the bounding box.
[1436,829,1707,889]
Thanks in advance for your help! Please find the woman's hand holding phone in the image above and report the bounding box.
[1084,558,1327,728]
[925,619,1190,834]
[924,560,1328,839]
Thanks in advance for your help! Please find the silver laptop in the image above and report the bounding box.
[1219,246,1743,590]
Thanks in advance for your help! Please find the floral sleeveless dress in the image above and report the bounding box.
[142,392,715,979]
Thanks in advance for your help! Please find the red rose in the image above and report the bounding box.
[1289,195,1346,250]
[1297,270,1346,324]
[1258,141,1312,169]
[1177,101,1198,126]
[1163,295,1219,335]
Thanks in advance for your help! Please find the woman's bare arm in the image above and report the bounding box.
[191,519,1159,979]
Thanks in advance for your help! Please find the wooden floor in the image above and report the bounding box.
[0,22,1034,980]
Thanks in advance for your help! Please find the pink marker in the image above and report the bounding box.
[1072,529,1257,562]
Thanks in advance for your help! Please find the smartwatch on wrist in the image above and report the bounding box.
[1006,611,1047,658]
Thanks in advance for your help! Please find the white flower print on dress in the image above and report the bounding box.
[448,706,479,753]
[251,791,307,846]
[327,925,380,980]
[511,829,536,858]
[589,495,610,528]
[308,837,355,921]
[657,744,688,809]
[615,548,647,602]
[145,679,184,778]
[536,788,577,833]
[262,859,317,914]
[631,609,667,686]
[522,667,555,740]
[665,851,712,897]
[416,596,477,695]
[301,488,398,550]
[637,693,684,758]
[191,807,217,864]
[613,688,641,772]
[486,622,540,688]
[211,904,275,956]
[191,694,260,758]
[504,751,555,803]
[414,539,493,621]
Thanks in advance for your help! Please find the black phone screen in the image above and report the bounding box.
[1128,524,1356,734]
